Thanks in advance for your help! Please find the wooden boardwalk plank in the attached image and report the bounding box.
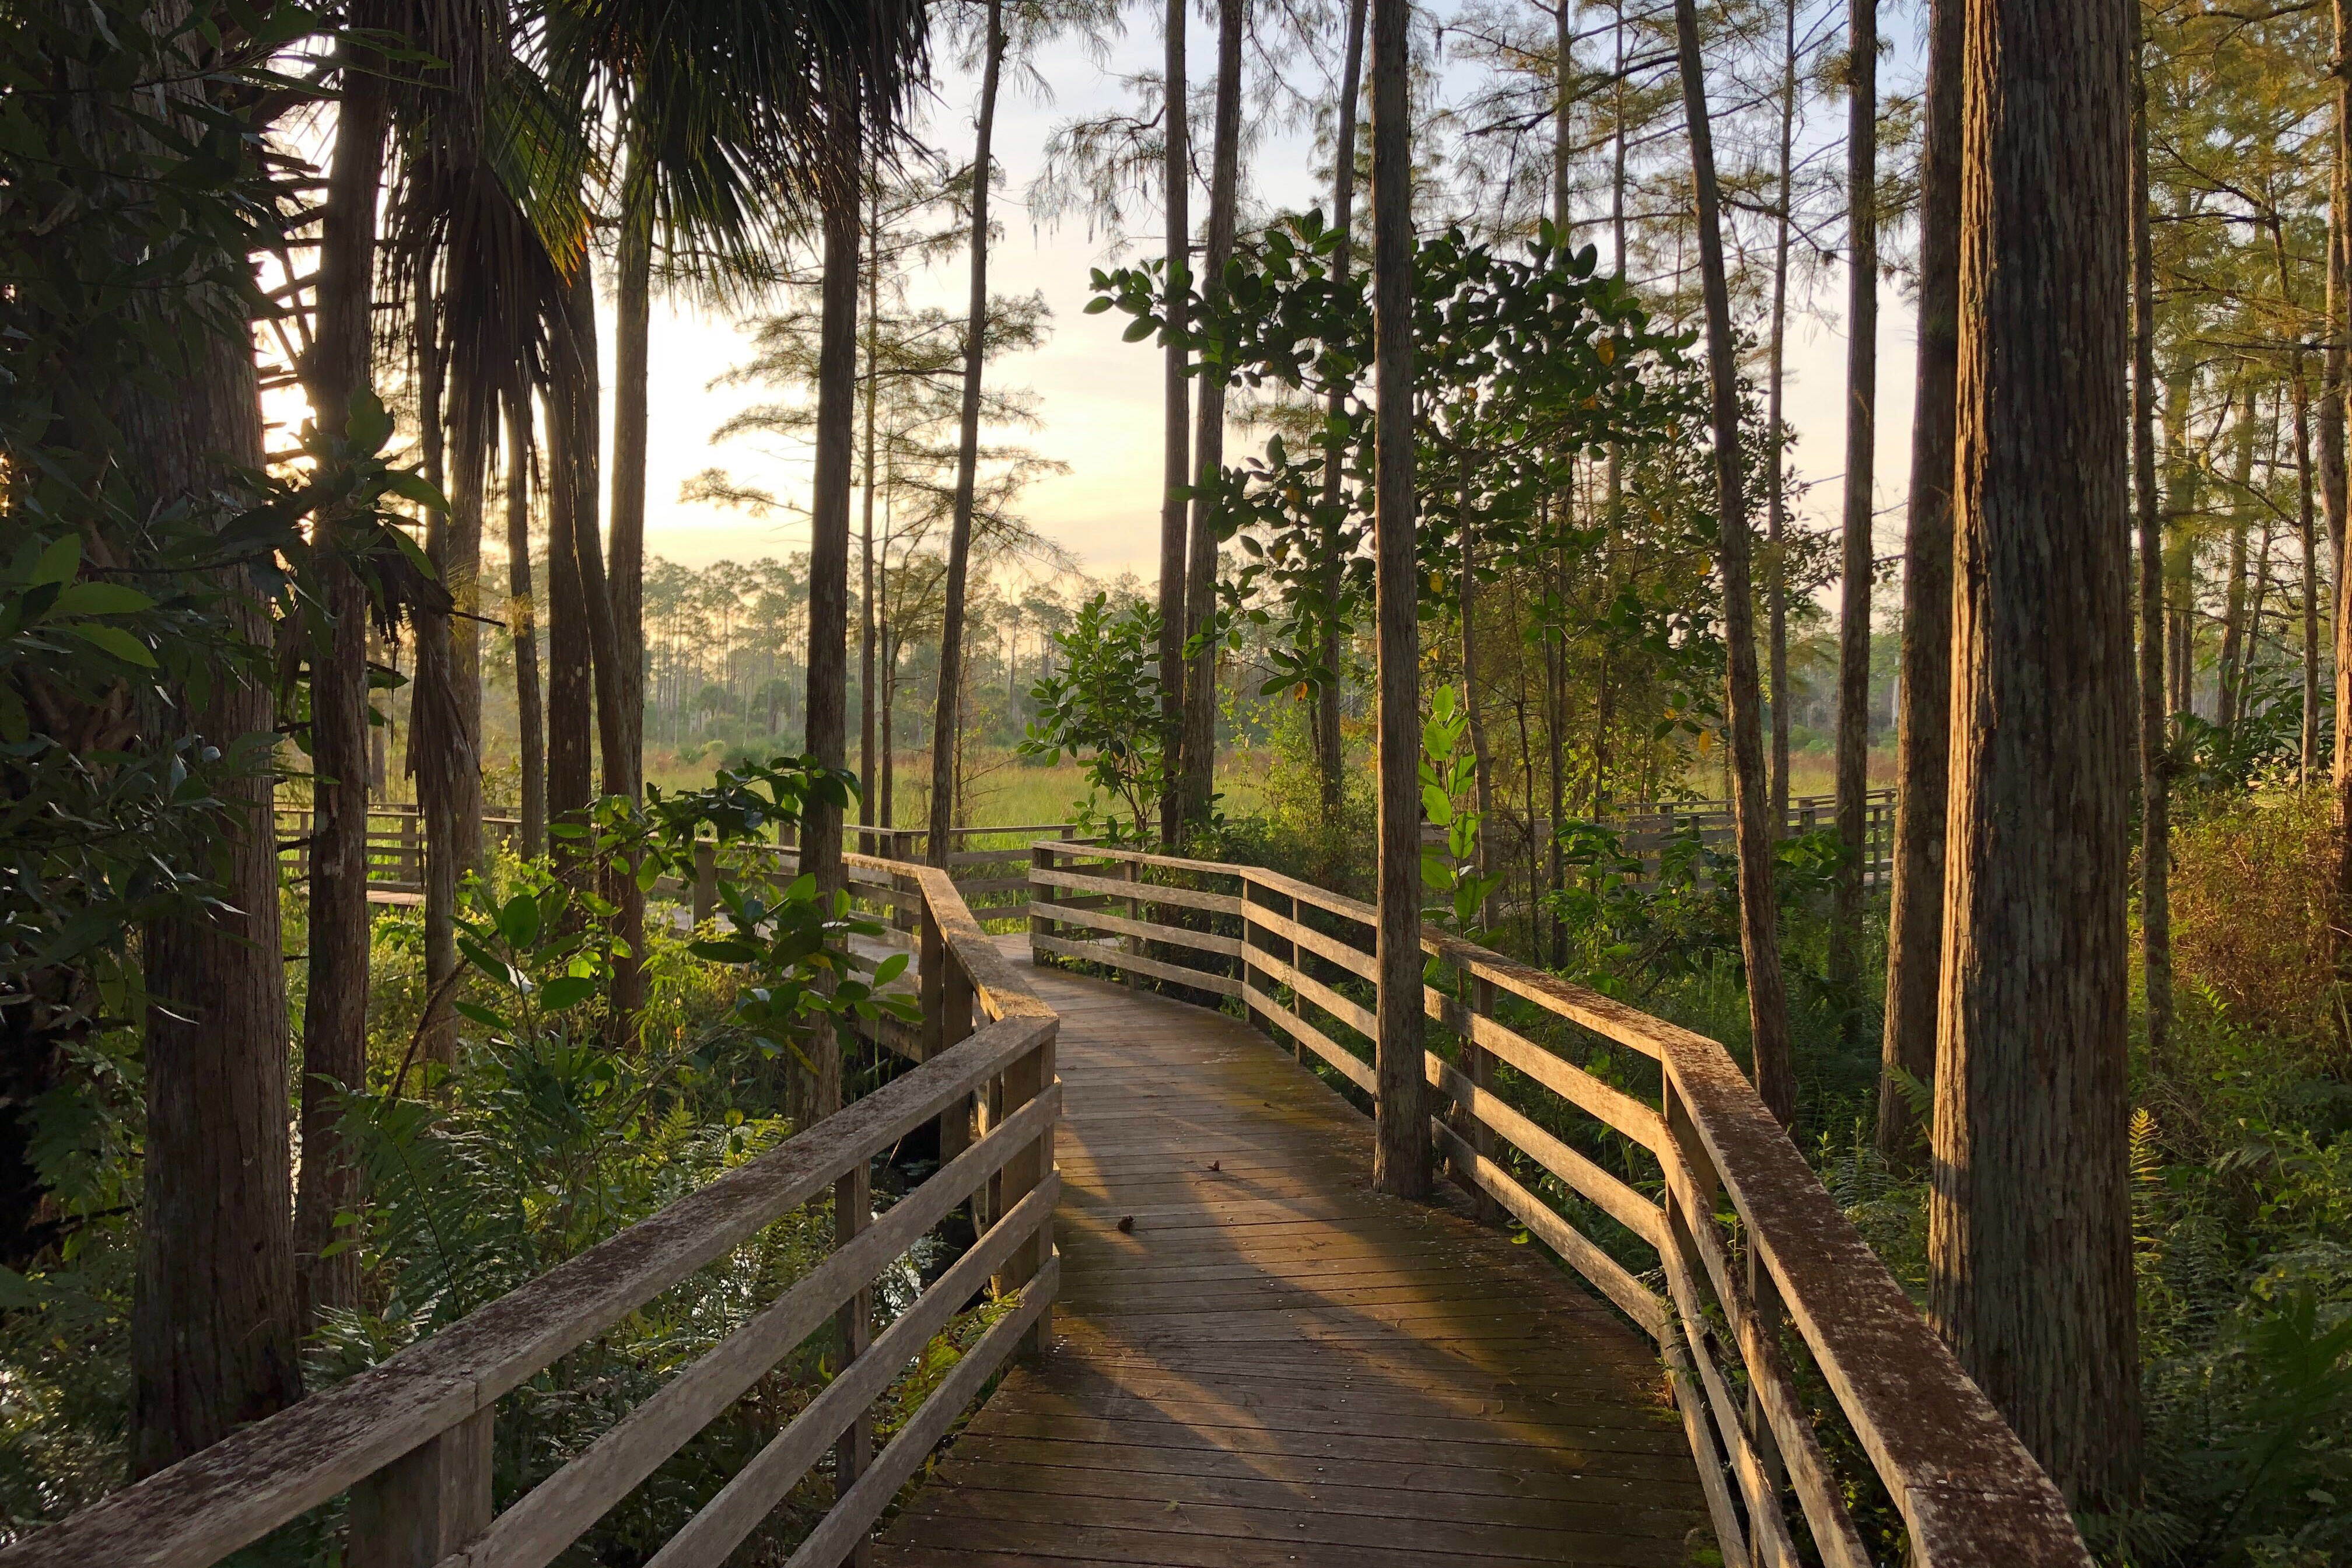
[878,949,1713,1567]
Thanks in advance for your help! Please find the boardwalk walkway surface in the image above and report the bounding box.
[877,947,1714,1568]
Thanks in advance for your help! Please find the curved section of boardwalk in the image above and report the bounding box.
[878,951,1712,1568]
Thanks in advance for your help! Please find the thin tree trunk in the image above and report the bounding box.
[1878,0,1959,1163]
[1928,0,2142,1501]
[1551,0,1572,234]
[545,280,596,880]
[860,177,881,831]
[1180,0,1244,837]
[2325,123,2348,575]
[930,0,1004,870]
[1460,467,1496,926]
[2134,22,2171,1065]
[1765,0,1797,828]
[801,74,863,1122]
[1158,0,1191,845]
[608,172,652,1030]
[1369,0,1429,1199]
[294,19,387,1325]
[1315,0,1367,814]
[2218,388,2255,729]
[1674,0,1798,1126]
[2300,377,2320,783]
[507,388,545,858]
[411,275,464,1066]
[1829,0,1878,1038]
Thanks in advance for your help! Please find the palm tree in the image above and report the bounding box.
[1312,0,1367,813]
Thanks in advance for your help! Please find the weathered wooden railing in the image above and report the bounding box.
[1028,838,2089,1568]
[5,862,1058,1568]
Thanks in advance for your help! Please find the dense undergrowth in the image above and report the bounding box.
[0,831,1010,1562]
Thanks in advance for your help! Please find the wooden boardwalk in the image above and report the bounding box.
[877,950,1714,1568]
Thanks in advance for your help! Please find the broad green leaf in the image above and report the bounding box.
[51,582,154,616]
[30,536,79,587]
[66,624,156,666]
[538,975,598,1010]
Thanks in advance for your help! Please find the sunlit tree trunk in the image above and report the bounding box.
[1928,0,2142,1502]
[1158,0,1191,845]
[1878,0,1959,1162]
[930,0,1004,870]
[1370,0,1429,1198]
[412,275,464,1065]
[1674,0,1798,1126]
[1829,0,1878,1040]
[2217,388,2255,729]
[295,17,387,1324]
[608,158,653,1031]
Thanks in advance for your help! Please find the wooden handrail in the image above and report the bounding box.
[1028,839,2088,1568]
[6,862,1058,1568]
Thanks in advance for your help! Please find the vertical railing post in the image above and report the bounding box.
[833,1153,872,1568]
[920,881,977,1164]
[1029,842,1055,964]
[1662,1074,1753,1564]
[348,1409,493,1568]
[987,1006,1055,1356]
[399,806,420,888]
[1745,1237,1788,1548]
[1122,855,1140,990]
[691,838,718,928]
[1458,973,1500,1224]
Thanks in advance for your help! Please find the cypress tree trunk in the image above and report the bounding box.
[506,388,546,859]
[1765,0,1797,828]
[1369,0,1429,1199]
[800,74,863,1122]
[1314,0,1366,814]
[295,19,387,1324]
[930,0,1004,870]
[1180,0,1244,838]
[118,16,302,1467]
[1829,0,1878,1040]
[1877,0,1958,1163]
[1674,0,1798,1126]
[2133,25,2171,1064]
[1158,0,1191,845]
[1927,0,2142,1502]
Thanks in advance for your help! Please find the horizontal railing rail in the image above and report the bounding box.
[1027,838,2087,1568]
[6,863,1058,1568]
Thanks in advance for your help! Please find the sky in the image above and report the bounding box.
[613,4,1927,586]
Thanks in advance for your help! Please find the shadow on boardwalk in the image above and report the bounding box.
[877,949,1714,1568]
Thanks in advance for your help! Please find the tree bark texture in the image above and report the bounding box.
[930,0,1004,870]
[295,21,389,1324]
[2133,23,2171,1066]
[860,178,881,830]
[544,286,596,877]
[2217,391,2254,729]
[1674,0,1798,1127]
[800,75,863,1124]
[1180,0,1244,838]
[1158,0,1191,845]
[123,47,302,1460]
[1928,0,2143,1502]
[1878,0,1959,1163]
[1369,0,1429,1199]
[1829,0,1878,1037]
